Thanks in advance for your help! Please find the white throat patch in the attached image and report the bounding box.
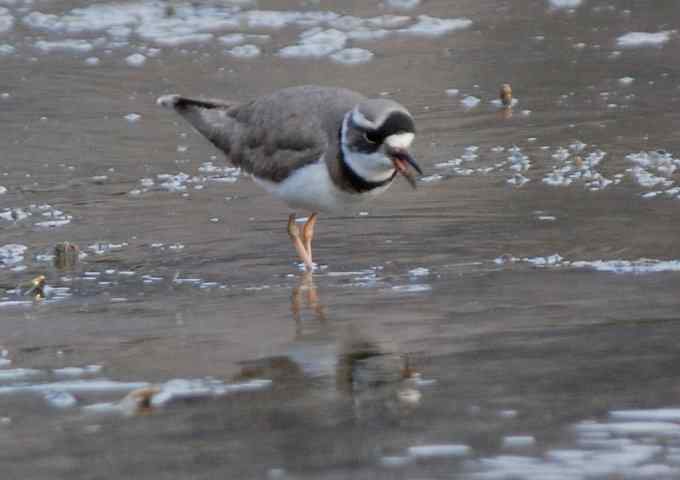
[385,132,415,150]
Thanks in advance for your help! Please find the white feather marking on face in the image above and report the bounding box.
[385,132,415,150]
[341,113,396,183]
[351,107,376,129]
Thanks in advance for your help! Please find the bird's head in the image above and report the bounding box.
[341,98,421,189]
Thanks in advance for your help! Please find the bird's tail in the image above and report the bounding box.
[157,94,236,155]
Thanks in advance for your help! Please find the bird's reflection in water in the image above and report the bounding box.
[290,271,326,333]
[236,272,424,421]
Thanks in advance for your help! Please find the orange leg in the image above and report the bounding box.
[302,213,318,268]
[287,214,314,271]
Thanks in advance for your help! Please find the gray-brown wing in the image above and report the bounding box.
[159,86,365,183]
[228,86,365,182]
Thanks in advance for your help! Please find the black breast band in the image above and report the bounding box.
[337,128,397,193]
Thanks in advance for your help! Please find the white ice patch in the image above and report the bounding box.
[391,284,432,293]
[408,267,430,277]
[619,76,635,86]
[542,146,612,191]
[461,95,481,109]
[0,7,13,33]
[496,253,680,274]
[407,444,471,458]
[610,409,680,422]
[152,33,213,47]
[219,33,269,46]
[571,259,680,273]
[0,379,150,396]
[330,47,374,65]
[0,186,6,194]
[384,0,421,10]
[219,33,246,45]
[44,391,78,408]
[227,44,260,58]
[53,365,103,377]
[507,174,530,187]
[0,244,27,267]
[0,44,14,55]
[125,53,146,66]
[84,244,123,260]
[150,378,272,407]
[0,368,41,381]
[278,28,347,58]
[548,0,582,9]
[625,150,679,196]
[18,3,472,64]
[575,420,680,437]
[34,39,94,53]
[502,436,536,448]
[617,31,673,48]
[398,15,472,37]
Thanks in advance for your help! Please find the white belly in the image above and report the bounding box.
[252,161,392,213]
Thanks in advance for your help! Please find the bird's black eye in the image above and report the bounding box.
[363,131,381,144]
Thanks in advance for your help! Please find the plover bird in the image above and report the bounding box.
[157,85,421,271]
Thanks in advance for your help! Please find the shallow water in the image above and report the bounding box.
[2,0,680,478]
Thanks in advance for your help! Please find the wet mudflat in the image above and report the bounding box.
[2,0,680,478]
